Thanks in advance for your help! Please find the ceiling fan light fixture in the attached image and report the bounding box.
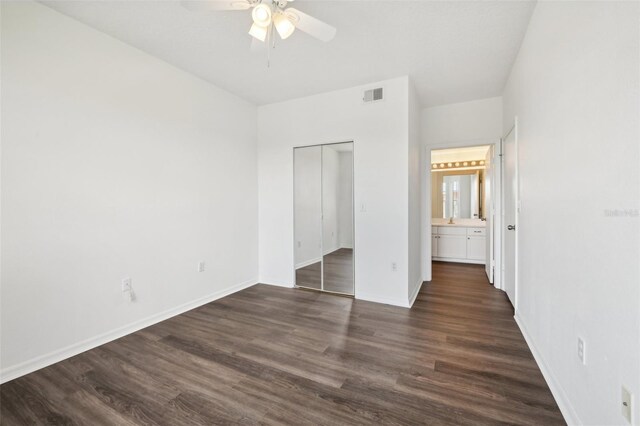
[252,3,272,27]
[273,12,295,39]
[248,23,267,41]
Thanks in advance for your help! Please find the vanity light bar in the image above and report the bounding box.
[431,160,485,170]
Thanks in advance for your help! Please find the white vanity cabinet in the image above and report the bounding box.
[432,226,486,264]
[434,227,467,259]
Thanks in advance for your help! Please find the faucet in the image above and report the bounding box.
[448,217,455,224]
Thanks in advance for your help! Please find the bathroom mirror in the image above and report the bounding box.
[430,145,490,221]
[431,170,485,219]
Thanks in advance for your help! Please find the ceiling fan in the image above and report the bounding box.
[182,0,337,48]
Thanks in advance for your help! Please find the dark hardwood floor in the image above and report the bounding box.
[0,262,564,425]
[295,248,353,295]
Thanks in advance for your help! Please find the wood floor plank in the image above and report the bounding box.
[0,262,564,425]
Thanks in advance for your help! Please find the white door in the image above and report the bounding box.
[484,146,494,283]
[467,237,486,261]
[431,234,438,257]
[437,235,466,259]
[502,119,518,309]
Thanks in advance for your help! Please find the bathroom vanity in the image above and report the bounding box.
[431,219,486,264]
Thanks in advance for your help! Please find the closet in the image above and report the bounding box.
[293,142,354,295]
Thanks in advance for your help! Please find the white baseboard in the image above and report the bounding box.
[408,279,423,308]
[0,278,258,384]
[323,246,340,256]
[295,257,321,269]
[432,256,485,265]
[259,279,293,288]
[356,291,409,308]
[515,314,581,426]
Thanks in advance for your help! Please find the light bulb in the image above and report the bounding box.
[273,12,295,39]
[248,23,267,41]
[252,3,272,27]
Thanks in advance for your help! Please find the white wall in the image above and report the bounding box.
[258,76,410,306]
[421,97,503,282]
[293,146,322,267]
[422,97,503,145]
[502,2,640,424]
[322,147,340,254]
[337,152,353,249]
[1,1,258,382]
[408,80,423,304]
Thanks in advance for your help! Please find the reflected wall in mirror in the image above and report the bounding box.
[431,145,490,220]
[293,142,354,295]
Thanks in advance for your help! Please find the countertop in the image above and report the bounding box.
[431,219,486,228]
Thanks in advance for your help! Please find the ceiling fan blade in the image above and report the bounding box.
[285,7,336,42]
[181,0,253,12]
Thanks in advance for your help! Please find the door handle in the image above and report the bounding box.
[507,225,516,231]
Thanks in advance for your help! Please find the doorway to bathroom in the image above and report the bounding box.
[428,142,502,290]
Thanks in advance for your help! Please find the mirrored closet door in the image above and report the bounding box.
[294,142,354,295]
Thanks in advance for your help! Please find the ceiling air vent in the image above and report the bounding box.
[363,87,384,103]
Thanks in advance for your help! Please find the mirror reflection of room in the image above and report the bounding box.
[294,146,322,290]
[294,142,354,295]
[321,143,353,294]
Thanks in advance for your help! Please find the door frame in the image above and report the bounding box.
[424,139,502,291]
[501,117,519,311]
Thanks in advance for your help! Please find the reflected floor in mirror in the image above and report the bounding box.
[323,248,353,294]
[295,261,321,290]
[295,248,353,295]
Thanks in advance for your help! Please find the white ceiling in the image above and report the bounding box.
[41,0,536,107]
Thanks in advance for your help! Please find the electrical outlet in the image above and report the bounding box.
[577,338,586,365]
[391,262,397,272]
[197,261,205,272]
[121,277,131,292]
[297,241,301,248]
[622,386,632,424]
